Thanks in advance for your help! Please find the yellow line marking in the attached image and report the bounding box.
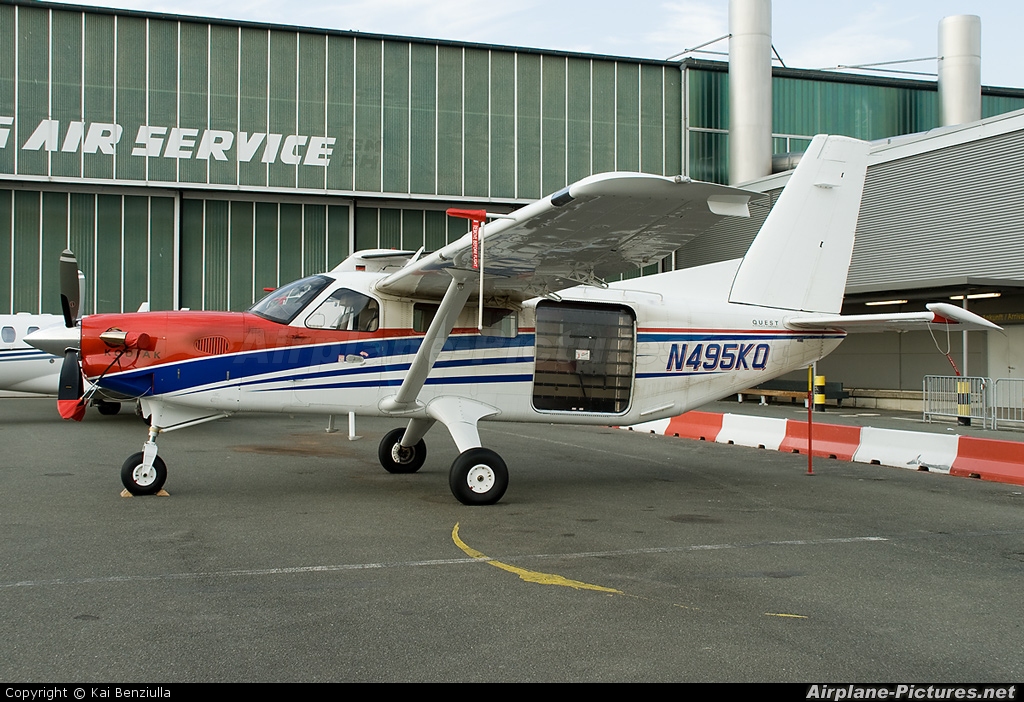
[452,523,622,594]
[764,612,808,619]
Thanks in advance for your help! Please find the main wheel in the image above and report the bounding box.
[449,448,508,506]
[378,428,427,474]
[95,400,121,416]
[120,452,168,495]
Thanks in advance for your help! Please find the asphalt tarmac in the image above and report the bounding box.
[1,398,1022,682]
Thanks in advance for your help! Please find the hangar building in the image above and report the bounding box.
[2,0,1024,398]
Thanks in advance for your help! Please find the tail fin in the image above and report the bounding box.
[728,135,870,313]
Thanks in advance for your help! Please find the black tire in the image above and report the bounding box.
[120,452,168,495]
[95,400,121,416]
[449,448,508,506]
[378,428,427,474]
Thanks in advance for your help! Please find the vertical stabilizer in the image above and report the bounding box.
[727,135,870,313]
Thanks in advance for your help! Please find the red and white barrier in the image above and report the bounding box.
[716,414,787,450]
[666,411,724,441]
[852,427,959,474]
[626,411,1024,487]
[950,437,1024,485]
[778,420,861,461]
[624,417,672,435]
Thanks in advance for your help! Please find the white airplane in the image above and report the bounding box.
[0,312,127,414]
[26,135,998,504]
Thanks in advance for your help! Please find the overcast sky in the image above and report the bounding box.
[47,0,1024,88]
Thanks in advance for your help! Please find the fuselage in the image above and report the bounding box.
[0,313,64,395]
[73,257,845,427]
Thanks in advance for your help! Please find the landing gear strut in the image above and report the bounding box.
[121,425,166,495]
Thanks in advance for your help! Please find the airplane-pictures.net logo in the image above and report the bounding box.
[806,685,1017,701]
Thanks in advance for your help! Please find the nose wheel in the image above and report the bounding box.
[120,452,167,495]
[449,448,508,505]
[378,428,427,473]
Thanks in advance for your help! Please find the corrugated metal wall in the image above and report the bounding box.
[678,124,1024,284]
[0,2,688,311]
[850,128,1024,288]
[674,190,776,268]
[0,184,491,314]
[0,186,176,314]
[0,3,683,199]
[685,65,1024,184]
[178,197,351,312]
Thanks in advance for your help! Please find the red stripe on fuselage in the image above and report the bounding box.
[80,311,415,379]
[639,327,824,335]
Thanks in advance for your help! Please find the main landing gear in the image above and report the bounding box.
[377,428,509,506]
[93,399,121,415]
[448,448,508,506]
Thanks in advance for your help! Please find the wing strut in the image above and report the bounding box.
[379,272,474,413]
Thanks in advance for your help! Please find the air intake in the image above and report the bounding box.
[194,336,230,355]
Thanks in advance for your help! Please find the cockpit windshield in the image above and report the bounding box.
[248,275,332,324]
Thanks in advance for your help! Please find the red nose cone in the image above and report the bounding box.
[58,398,87,422]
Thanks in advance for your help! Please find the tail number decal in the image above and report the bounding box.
[665,342,769,372]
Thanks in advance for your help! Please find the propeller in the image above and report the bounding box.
[59,248,81,328]
[23,249,88,420]
[57,249,86,420]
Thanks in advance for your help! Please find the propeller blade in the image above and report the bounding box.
[57,348,86,422]
[59,249,80,328]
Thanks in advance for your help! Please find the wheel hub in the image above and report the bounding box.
[391,444,414,464]
[466,464,495,493]
[132,464,157,487]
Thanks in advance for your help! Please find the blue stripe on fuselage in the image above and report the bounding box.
[0,349,57,361]
[96,333,536,397]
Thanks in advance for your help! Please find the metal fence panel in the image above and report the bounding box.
[923,375,991,429]
[992,378,1024,430]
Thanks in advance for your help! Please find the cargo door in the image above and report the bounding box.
[532,302,635,413]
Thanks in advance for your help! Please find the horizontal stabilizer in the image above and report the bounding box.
[787,303,1001,333]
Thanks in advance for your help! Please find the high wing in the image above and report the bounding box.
[787,303,1001,333]
[375,172,757,302]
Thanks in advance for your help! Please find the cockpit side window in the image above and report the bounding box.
[248,275,332,324]
[305,289,379,332]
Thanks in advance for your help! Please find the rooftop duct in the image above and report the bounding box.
[938,15,982,126]
[728,0,773,185]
